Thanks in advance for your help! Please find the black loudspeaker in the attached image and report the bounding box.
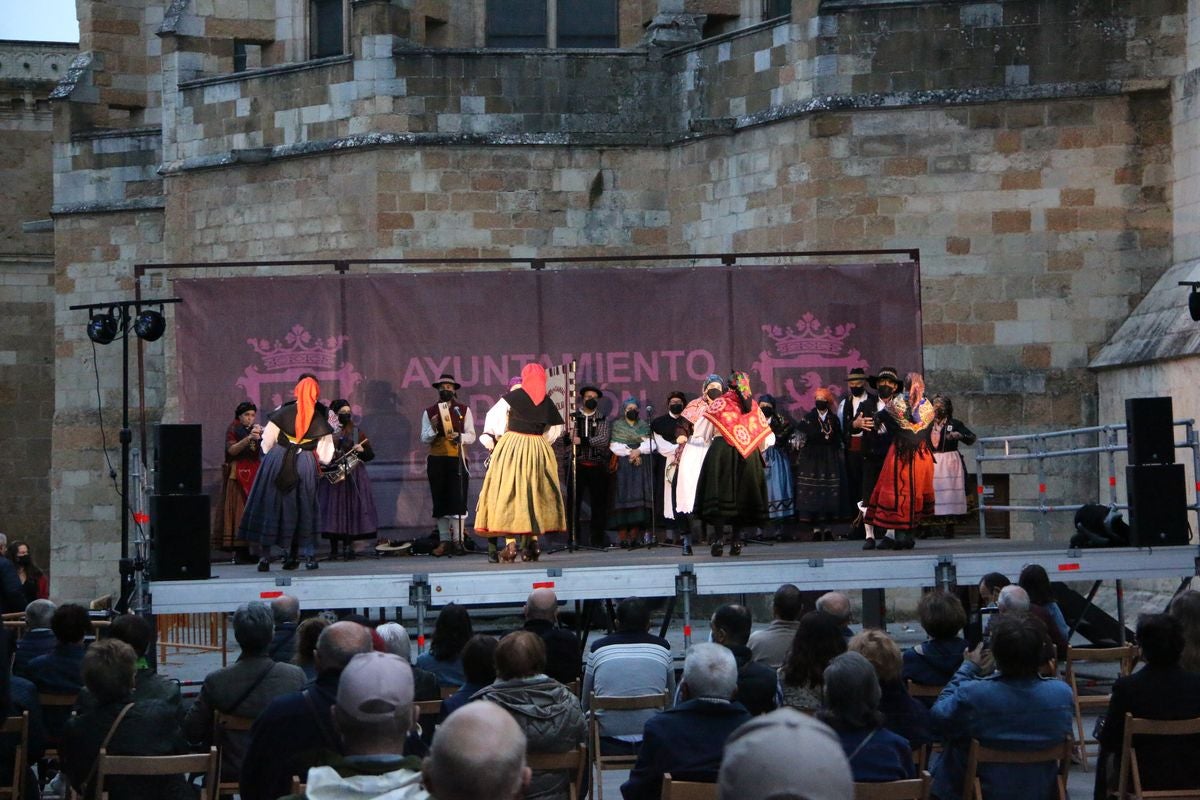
[149,494,211,580]
[154,424,202,494]
[1125,397,1175,466]
[1126,464,1190,547]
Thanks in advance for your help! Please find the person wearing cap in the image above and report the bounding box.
[859,367,900,550]
[610,397,655,549]
[649,390,691,549]
[475,363,568,563]
[318,399,379,559]
[838,367,879,524]
[620,642,751,800]
[280,651,429,800]
[756,394,795,540]
[794,386,843,540]
[555,383,612,548]
[421,374,477,557]
[864,371,935,550]
[717,707,854,800]
[240,374,336,571]
[220,400,262,562]
[666,374,726,548]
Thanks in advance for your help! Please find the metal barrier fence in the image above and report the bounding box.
[973,419,1200,539]
[157,612,228,666]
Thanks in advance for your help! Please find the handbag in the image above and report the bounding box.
[607,453,619,474]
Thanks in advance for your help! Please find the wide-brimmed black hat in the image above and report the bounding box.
[431,373,461,390]
[846,367,869,382]
[579,384,603,397]
[869,367,901,389]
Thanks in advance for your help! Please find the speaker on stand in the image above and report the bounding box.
[1124,397,1190,547]
[149,423,210,580]
[154,423,203,495]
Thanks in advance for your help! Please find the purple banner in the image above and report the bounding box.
[175,263,921,534]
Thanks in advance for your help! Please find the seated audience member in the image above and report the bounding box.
[621,643,752,800]
[903,590,968,693]
[849,630,930,749]
[441,634,499,717]
[821,652,915,782]
[377,622,440,701]
[710,604,778,716]
[269,594,301,663]
[292,616,329,682]
[239,620,374,800]
[13,598,56,677]
[183,602,306,783]
[29,602,91,693]
[978,572,1010,608]
[79,613,181,715]
[967,572,1010,647]
[473,631,586,800]
[1169,589,1200,672]
[1018,564,1070,641]
[778,611,847,713]
[747,583,803,669]
[816,591,855,640]
[415,603,472,687]
[5,644,47,799]
[997,585,1067,661]
[930,613,1074,800]
[60,639,190,800]
[718,707,853,800]
[423,701,531,800]
[522,588,584,686]
[0,547,25,613]
[1096,613,1200,795]
[583,597,675,755]
[282,652,429,800]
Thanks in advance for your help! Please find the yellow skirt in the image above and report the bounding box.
[474,432,567,537]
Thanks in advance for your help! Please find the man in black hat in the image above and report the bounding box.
[650,391,690,548]
[861,367,900,550]
[837,367,878,526]
[556,384,612,548]
[421,374,476,556]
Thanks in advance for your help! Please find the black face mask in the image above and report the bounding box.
[16,556,30,567]
[625,410,639,422]
[815,401,828,412]
[877,385,895,400]
[337,413,352,426]
[583,397,598,411]
[669,403,684,415]
[438,389,455,402]
[849,385,865,397]
[706,388,722,400]
[760,406,774,417]
[934,408,947,419]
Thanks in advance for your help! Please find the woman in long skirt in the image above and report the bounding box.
[317,399,378,559]
[667,374,726,545]
[609,397,654,548]
[474,363,567,563]
[793,387,844,537]
[929,394,976,537]
[217,401,261,562]
[758,394,795,538]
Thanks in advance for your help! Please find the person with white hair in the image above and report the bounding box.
[13,598,56,677]
[423,701,531,800]
[816,591,854,639]
[718,707,853,800]
[376,622,441,701]
[997,584,1067,659]
[620,643,751,800]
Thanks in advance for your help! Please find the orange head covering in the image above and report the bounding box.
[814,387,834,405]
[521,363,547,405]
[294,376,319,437]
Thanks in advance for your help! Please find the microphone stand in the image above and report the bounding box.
[550,411,605,554]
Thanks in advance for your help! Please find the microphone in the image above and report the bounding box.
[645,403,654,413]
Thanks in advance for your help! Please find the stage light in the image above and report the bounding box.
[86,311,119,345]
[134,308,165,341]
[1191,289,1200,323]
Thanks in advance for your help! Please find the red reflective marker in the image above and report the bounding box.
[532,581,555,589]
[1057,563,1080,572]
[260,591,283,598]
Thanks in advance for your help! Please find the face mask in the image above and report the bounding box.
[625,410,639,422]
[706,388,722,400]
[438,389,455,402]
[760,406,774,416]
[815,401,828,412]
[583,397,598,411]
[16,556,29,567]
[669,402,684,415]
[934,407,947,419]
[337,412,352,426]
[877,385,895,400]
[850,385,865,397]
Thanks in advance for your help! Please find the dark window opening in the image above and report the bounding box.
[762,0,790,21]
[311,0,345,58]
[485,0,548,48]
[233,40,249,72]
[556,0,617,48]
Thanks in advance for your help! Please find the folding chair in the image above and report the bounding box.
[1064,644,1137,770]
[589,690,669,800]
[527,747,586,800]
[1115,713,1200,800]
[439,685,460,700]
[37,691,78,793]
[211,711,255,798]
[0,712,29,800]
[663,773,718,800]
[961,738,1071,800]
[93,746,218,800]
[854,770,932,800]
[906,681,945,702]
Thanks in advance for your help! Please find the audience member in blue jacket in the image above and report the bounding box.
[850,630,932,750]
[29,603,91,693]
[441,634,498,717]
[414,603,471,687]
[903,590,968,700]
[12,599,57,679]
[930,614,1074,800]
[821,652,915,783]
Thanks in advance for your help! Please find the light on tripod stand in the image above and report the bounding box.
[1181,281,1200,322]
[133,307,166,341]
[86,309,119,344]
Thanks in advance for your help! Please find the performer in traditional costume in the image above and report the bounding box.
[475,363,567,563]
[650,391,689,547]
[838,367,879,523]
[239,374,334,571]
[929,394,976,538]
[609,397,654,548]
[757,394,796,539]
[666,374,725,547]
[694,371,775,557]
[554,384,611,548]
[421,374,476,557]
[218,401,262,562]
[793,387,844,539]
[860,367,900,549]
[864,372,935,550]
[317,399,378,559]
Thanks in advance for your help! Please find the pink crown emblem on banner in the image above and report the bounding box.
[248,325,346,372]
[763,313,856,358]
